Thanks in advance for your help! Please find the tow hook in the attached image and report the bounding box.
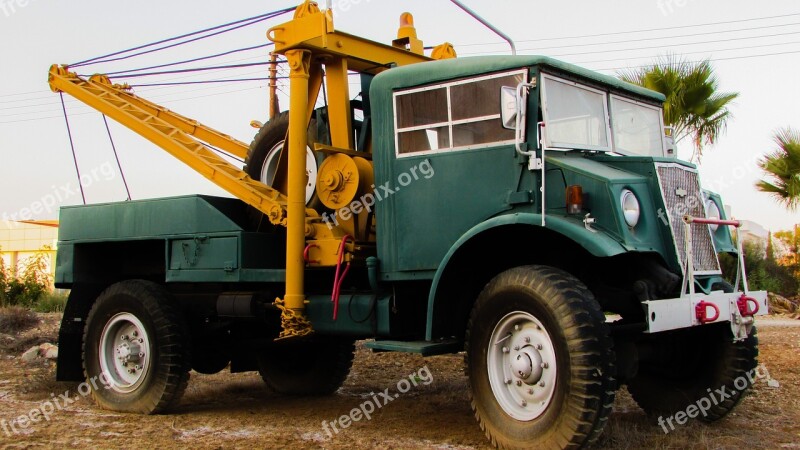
[695,300,720,324]
[736,294,759,317]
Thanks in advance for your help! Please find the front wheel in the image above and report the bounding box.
[83,280,191,414]
[466,265,616,449]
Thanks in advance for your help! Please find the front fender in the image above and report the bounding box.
[425,213,627,340]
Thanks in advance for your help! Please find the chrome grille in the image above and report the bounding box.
[656,164,721,274]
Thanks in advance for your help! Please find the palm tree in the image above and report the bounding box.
[618,56,738,161]
[756,128,800,211]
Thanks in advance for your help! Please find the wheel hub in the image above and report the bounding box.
[487,312,558,421]
[99,313,151,394]
[511,347,543,383]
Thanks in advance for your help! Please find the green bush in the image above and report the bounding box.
[720,240,799,297]
[33,291,69,313]
[0,246,54,309]
[0,254,6,305]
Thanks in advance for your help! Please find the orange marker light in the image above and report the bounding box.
[399,12,415,28]
[566,185,583,214]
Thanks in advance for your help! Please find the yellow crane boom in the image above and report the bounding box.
[47,66,311,227]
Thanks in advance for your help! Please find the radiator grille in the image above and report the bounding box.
[656,164,721,274]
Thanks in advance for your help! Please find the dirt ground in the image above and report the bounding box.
[0,314,798,450]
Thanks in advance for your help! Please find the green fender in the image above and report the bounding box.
[425,213,627,340]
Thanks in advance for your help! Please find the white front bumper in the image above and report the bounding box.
[643,290,768,339]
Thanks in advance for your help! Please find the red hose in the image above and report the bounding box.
[332,235,353,320]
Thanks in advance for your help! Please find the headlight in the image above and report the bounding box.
[705,199,721,232]
[620,189,640,228]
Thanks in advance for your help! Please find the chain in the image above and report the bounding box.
[273,298,314,340]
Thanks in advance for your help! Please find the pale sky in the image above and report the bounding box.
[0,0,798,231]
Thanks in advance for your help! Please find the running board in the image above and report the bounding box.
[365,339,461,356]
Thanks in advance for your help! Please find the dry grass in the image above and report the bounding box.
[0,306,40,334]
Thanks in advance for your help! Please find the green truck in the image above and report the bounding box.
[50,4,766,449]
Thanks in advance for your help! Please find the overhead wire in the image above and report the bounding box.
[459,22,800,55]
[546,31,800,59]
[102,43,275,76]
[454,12,800,47]
[85,61,280,79]
[592,49,800,72]
[69,7,294,67]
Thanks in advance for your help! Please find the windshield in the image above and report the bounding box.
[540,73,666,157]
[609,95,665,157]
[540,74,611,151]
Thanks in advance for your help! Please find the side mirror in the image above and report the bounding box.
[663,126,676,157]
[500,86,517,129]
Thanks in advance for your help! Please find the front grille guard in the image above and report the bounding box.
[681,215,748,296]
[681,215,760,340]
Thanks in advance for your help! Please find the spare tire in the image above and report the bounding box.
[244,111,324,230]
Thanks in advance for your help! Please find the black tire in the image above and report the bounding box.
[257,337,355,395]
[627,322,759,422]
[82,280,191,414]
[244,111,324,230]
[465,265,616,449]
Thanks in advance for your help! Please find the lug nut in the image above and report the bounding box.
[502,347,509,354]
[528,388,534,395]
[505,378,512,385]
[514,345,520,351]
[524,337,530,343]
[541,362,549,369]
[539,381,545,387]
[516,380,522,386]
[514,324,520,331]
[521,400,527,407]
[121,335,128,341]
[536,344,543,350]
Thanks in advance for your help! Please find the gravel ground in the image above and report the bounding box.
[0,314,797,449]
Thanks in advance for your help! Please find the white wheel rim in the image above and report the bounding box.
[487,311,558,421]
[260,141,318,204]
[98,313,151,394]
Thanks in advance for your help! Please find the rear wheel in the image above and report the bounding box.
[83,280,191,414]
[257,337,355,395]
[466,265,616,449]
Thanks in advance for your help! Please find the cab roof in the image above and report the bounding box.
[371,55,665,103]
